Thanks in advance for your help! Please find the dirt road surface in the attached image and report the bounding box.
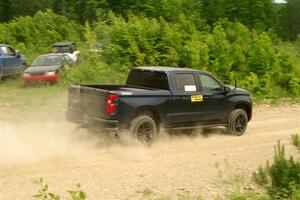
[1,104,300,199]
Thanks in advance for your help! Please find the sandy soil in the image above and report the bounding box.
[0,104,300,200]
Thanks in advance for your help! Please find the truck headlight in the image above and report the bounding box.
[47,71,56,75]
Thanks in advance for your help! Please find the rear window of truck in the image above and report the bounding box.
[126,70,169,90]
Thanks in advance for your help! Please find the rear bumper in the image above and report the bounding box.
[66,110,119,131]
[23,74,59,83]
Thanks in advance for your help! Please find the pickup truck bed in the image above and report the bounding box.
[67,84,171,131]
[67,66,252,143]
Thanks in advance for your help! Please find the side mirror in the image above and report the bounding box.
[15,50,21,58]
[224,85,231,93]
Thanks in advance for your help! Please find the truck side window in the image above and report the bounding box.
[126,70,169,90]
[198,74,222,94]
[174,74,197,92]
[1,47,14,56]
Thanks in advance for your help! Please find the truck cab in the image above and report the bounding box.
[0,44,27,79]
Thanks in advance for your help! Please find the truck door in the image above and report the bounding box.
[0,46,17,75]
[171,73,205,125]
[197,73,228,123]
[7,46,21,73]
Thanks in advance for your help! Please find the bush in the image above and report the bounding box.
[92,15,300,98]
[0,10,82,62]
[33,177,86,200]
[61,54,127,84]
[296,35,300,54]
[253,135,300,199]
[0,11,299,99]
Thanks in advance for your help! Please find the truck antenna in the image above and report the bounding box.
[234,80,237,91]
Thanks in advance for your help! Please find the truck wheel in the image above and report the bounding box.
[227,109,248,136]
[130,115,157,144]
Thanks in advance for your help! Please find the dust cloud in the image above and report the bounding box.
[0,120,100,166]
[1,104,299,200]
[0,118,227,166]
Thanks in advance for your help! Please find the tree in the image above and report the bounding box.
[200,0,275,31]
[282,0,300,41]
[0,0,12,22]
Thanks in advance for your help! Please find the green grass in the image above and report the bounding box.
[0,77,68,121]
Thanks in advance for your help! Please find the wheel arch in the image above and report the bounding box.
[234,103,252,121]
[132,106,161,127]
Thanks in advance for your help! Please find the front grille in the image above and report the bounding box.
[30,72,45,76]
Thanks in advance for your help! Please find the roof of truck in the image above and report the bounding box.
[52,41,75,47]
[134,66,203,73]
[0,44,11,47]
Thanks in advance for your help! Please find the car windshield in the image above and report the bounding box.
[53,46,71,53]
[32,56,62,67]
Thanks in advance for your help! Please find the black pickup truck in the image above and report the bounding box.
[67,66,252,143]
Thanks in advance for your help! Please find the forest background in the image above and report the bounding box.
[0,0,300,99]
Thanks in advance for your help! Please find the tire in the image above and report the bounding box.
[130,115,158,144]
[227,109,248,136]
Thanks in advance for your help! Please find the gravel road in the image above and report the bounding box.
[0,104,299,199]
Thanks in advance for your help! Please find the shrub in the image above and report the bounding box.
[0,10,82,61]
[1,11,299,99]
[253,135,300,199]
[33,177,86,200]
[296,35,300,54]
[61,54,127,84]
[93,15,300,98]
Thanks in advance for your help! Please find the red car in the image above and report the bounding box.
[23,53,74,84]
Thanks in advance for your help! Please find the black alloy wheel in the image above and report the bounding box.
[130,115,158,144]
[227,109,248,136]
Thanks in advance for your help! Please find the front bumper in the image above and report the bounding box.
[23,74,60,83]
[66,110,119,131]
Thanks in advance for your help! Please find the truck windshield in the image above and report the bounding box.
[126,70,169,90]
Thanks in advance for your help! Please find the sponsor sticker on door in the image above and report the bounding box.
[184,85,196,91]
[191,95,203,102]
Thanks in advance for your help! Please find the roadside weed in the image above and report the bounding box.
[33,177,86,200]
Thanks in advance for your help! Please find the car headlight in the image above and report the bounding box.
[23,73,30,77]
[47,71,56,75]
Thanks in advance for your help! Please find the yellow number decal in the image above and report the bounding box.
[191,95,203,102]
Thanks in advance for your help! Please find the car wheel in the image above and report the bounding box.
[130,115,158,144]
[227,109,248,136]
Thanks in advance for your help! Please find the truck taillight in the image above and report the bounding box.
[106,94,118,115]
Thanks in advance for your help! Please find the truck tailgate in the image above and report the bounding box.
[67,85,109,122]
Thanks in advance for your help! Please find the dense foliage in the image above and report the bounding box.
[0,0,300,41]
[91,14,300,97]
[0,1,299,98]
[0,10,81,61]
